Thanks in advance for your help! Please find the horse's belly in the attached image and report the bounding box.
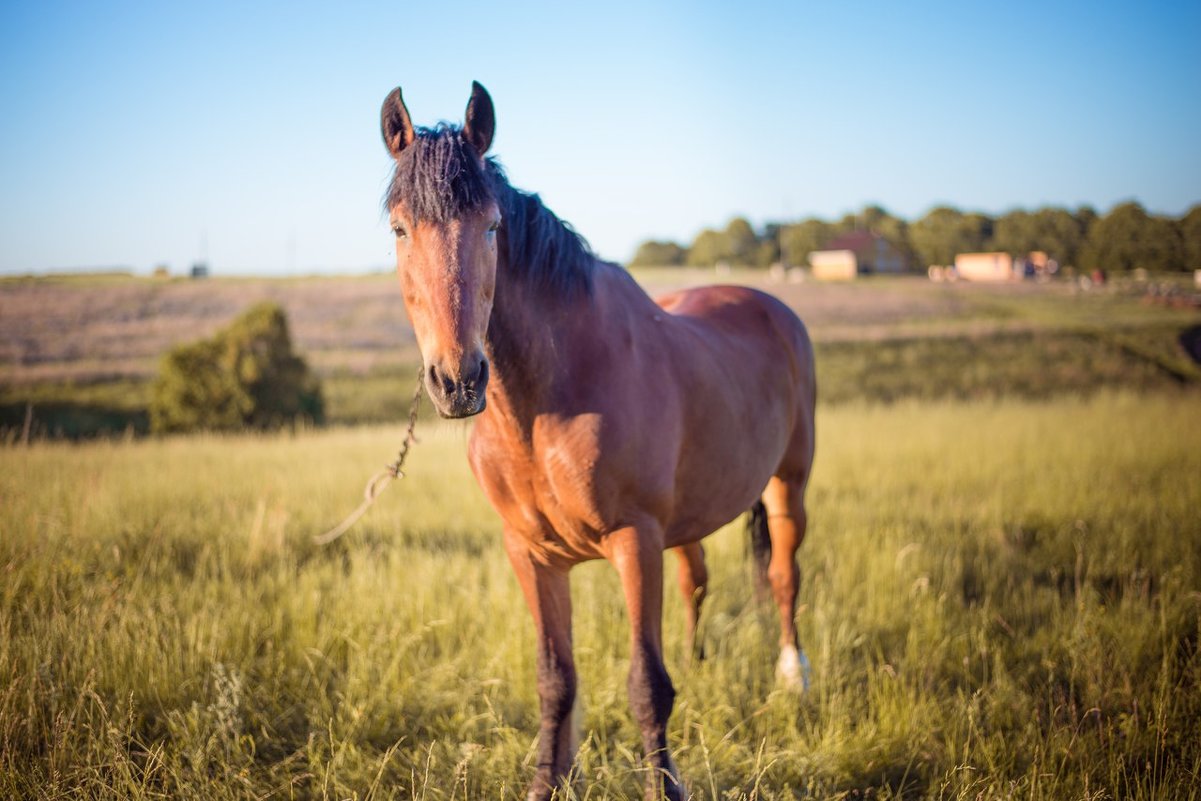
[664,404,790,546]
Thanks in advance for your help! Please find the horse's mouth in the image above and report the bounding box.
[434,395,487,419]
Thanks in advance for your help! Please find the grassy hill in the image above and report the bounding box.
[3,270,1200,437]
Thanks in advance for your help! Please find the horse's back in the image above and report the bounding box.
[655,284,813,389]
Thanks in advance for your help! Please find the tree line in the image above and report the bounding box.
[629,201,1201,274]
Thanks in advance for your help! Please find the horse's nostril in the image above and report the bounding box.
[427,364,454,396]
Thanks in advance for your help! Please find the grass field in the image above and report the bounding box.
[3,271,1200,797]
[3,391,1199,799]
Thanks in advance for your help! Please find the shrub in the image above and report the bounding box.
[150,303,324,433]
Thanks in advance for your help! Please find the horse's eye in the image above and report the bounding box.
[392,224,408,239]
[487,220,501,233]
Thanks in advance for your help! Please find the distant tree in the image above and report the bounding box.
[150,302,324,433]
[686,228,729,266]
[857,204,898,232]
[1080,201,1183,273]
[1033,207,1086,267]
[629,240,686,267]
[673,201,1201,275]
[779,218,832,266]
[909,206,992,266]
[755,223,783,267]
[992,207,1083,266]
[1074,206,1098,236]
[1180,204,1201,271]
[991,210,1036,255]
[724,217,760,266]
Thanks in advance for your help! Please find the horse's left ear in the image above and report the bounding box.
[463,81,495,157]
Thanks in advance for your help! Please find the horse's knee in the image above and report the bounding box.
[628,647,675,731]
[537,655,577,724]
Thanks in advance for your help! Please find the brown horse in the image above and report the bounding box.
[380,82,816,801]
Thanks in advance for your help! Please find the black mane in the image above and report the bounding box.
[385,124,594,295]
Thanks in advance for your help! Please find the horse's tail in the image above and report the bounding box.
[747,499,771,601]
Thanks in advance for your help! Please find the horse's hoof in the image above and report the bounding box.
[644,776,687,801]
[643,753,687,801]
[525,771,560,801]
[776,644,811,691]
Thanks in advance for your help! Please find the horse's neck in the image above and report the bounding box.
[483,257,598,430]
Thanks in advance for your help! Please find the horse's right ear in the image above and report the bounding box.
[381,87,415,159]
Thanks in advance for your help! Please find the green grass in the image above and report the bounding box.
[7,319,1200,438]
[0,367,430,438]
[5,273,1200,438]
[2,392,1198,799]
[815,324,1201,404]
[321,366,427,426]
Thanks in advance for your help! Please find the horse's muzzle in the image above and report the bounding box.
[426,356,489,418]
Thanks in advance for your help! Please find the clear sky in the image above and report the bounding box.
[1,0,1198,274]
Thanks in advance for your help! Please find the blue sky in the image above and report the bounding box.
[1,0,1198,274]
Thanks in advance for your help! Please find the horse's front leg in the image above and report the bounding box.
[504,530,577,801]
[608,522,685,801]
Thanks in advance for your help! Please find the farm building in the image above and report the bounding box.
[808,231,908,280]
[827,231,908,273]
[955,252,1016,282]
[809,249,857,280]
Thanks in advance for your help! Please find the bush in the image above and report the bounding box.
[628,240,686,267]
[150,303,324,433]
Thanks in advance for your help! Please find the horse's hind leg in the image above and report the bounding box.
[672,542,708,661]
[762,474,811,690]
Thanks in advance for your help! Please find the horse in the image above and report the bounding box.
[379,81,816,801]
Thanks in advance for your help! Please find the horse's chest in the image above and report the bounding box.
[469,419,614,562]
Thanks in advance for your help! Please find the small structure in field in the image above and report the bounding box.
[955,252,1015,282]
[809,249,857,280]
[190,261,210,279]
[809,231,908,280]
[827,231,908,273]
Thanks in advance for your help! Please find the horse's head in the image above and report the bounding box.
[381,82,499,419]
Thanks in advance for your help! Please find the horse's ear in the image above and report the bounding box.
[463,81,495,157]
[381,87,415,159]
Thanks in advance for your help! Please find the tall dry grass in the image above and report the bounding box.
[1,392,1199,799]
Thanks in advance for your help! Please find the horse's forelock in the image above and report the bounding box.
[384,124,593,297]
[384,124,496,222]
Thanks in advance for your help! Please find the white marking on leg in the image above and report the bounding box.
[776,644,811,691]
